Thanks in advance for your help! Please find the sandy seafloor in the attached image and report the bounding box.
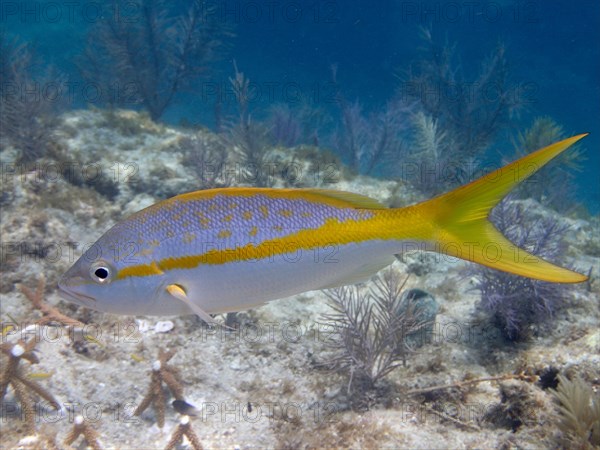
[1,110,599,449]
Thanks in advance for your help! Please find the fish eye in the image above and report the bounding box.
[90,262,113,284]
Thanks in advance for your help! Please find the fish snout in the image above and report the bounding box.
[57,273,97,306]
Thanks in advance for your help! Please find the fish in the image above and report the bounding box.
[58,134,588,321]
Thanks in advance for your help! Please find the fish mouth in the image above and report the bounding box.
[57,278,96,306]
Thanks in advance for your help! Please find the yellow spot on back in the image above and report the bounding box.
[301,211,312,218]
[217,229,232,239]
[279,209,293,218]
[182,232,196,244]
[243,211,253,220]
[273,225,283,232]
[198,216,210,228]
[259,205,269,218]
[249,226,258,237]
[224,214,233,222]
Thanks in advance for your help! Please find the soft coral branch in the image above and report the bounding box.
[78,0,229,120]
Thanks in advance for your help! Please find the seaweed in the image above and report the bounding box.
[78,0,229,120]
[486,380,544,432]
[332,97,409,176]
[551,374,600,448]
[472,199,575,341]
[320,269,432,397]
[178,134,230,189]
[398,28,522,194]
[0,31,61,163]
[266,103,301,148]
[221,62,275,187]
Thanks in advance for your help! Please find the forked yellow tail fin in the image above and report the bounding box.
[418,134,588,283]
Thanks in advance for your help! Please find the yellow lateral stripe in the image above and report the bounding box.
[118,260,165,279]
[116,213,405,279]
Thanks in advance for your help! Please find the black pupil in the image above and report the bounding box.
[94,267,109,279]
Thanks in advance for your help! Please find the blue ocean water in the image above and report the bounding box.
[1,0,599,211]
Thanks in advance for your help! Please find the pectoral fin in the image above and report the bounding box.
[166,284,216,324]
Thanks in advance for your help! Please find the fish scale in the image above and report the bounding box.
[107,193,375,267]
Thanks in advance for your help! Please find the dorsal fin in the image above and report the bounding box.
[298,189,386,209]
[172,187,387,209]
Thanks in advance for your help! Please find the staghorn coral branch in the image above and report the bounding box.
[18,277,84,328]
[64,415,102,450]
[161,370,184,401]
[0,339,59,434]
[14,373,60,406]
[134,348,186,428]
[164,415,204,450]
[12,379,36,435]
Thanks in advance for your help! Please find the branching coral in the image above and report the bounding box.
[408,28,521,153]
[78,0,229,120]
[267,103,302,148]
[0,339,59,435]
[134,348,185,428]
[164,415,204,450]
[18,276,84,328]
[320,269,434,395]
[63,415,103,450]
[472,199,575,341]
